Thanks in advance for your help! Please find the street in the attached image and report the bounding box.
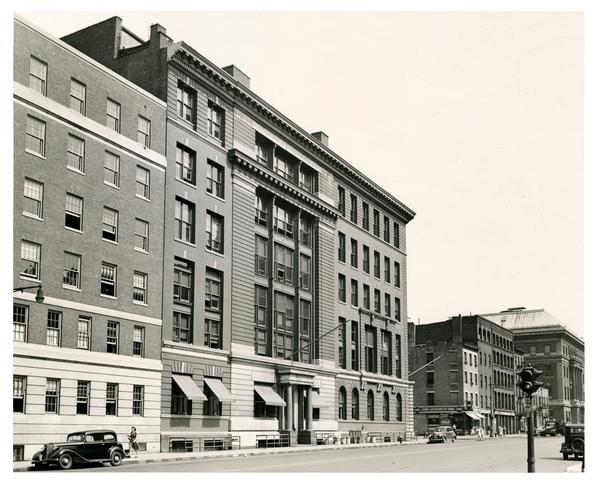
[35,436,581,473]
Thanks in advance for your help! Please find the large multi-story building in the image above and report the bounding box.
[482,307,584,424]
[13,16,167,460]
[56,16,416,450]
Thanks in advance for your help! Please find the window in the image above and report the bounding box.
[100,262,117,297]
[29,56,47,95]
[67,135,85,173]
[427,371,435,385]
[351,321,359,371]
[207,160,224,198]
[26,116,46,156]
[171,378,192,415]
[299,216,312,246]
[427,351,434,363]
[207,100,224,142]
[362,202,370,230]
[384,257,391,283]
[255,235,268,276]
[274,292,294,333]
[338,318,347,369]
[396,335,402,378]
[76,381,90,414]
[350,194,358,223]
[374,251,381,278]
[133,218,149,252]
[177,82,195,124]
[70,78,86,115]
[205,270,222,312]
[396,394,403,421]
[203,381,223,416]
[106,321,119,353]
[350,239,358,268]
[338,232,346,262]
[254,388,280,418]
[20,240,40,280]
[205,211,224,253]
[299,166,314,193]
[299,300,311,362]
[132,385,144,416]
[384,293,391,317]
[363,245,370,273]
[393,222,400,248]
[273,204,293,238]
[23,178,43,218]
[300,254,311,291]
[136,166,150,199]
[137,116,151,147]
[175,198,195,243]
[13,304,28,342]
[106,98,121,132]
[46,310,61,346]
[104,152,120,187]
[367,390,375,420]
[274,244,294,285]
[427,392,435,406]
[133,326,145,357]
[394,297,401,321]
[350,279,358,306]
[384,216,390,243]
[338,186,346,215]
[338,274,346,302]
[273,149,296,182]
[373,209,380,237]
[13,376,26,413]
[383,392,390,421]
[254,286,268,354]
[394,262,400,287]
[133,272,147,304]
[174,259,193,303]
[363,284,371,309]
[339,387,347,419]
[173,312,191,343]
[106,383,118,416]
[102,207,119,242]
[374,289,381,313]
[65,193,83,231]
[256,135,273,166]
[382,331,392,375]
[45,379,59,413]
[351,388,359,420]
[255,194,268,227]
[365,326,376,373]
[205,318,221,349]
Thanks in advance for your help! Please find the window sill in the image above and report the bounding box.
[174,238,196,248]
[100,294,118,300]
[176,177,198,190]
[135,194,151,203]
[134,248,150,255]
[63,285,81,292]
[25,149,46,160]
[207,192,226,203]
[19,275,41,283]
[65,226,83,234]
[205,248,225,258]
[23,213,43,222]
[133,301,148,307]
[102,238,119,245]
[67,167,85,176]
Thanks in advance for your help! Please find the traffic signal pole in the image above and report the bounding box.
[527,397,535,473]
[518,364,543,473]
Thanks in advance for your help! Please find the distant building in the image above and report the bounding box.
[482,308,584,424]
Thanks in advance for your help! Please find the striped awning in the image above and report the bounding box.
[465,411,482,421]
[254,385,286,406]
[172,374,206,401]
[203,377,234,403]
[311,391,328,408]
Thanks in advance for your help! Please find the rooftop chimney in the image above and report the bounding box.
[311,131,329,147]
[222,65,251,89]
[150,23,172,48]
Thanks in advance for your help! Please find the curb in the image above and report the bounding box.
[566,462,584,473]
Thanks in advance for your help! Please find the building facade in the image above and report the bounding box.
[13,16,167,460]
[482,308,584,424]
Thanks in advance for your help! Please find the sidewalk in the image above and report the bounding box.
[13,437,428,471]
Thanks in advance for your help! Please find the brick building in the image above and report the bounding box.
[13,16,167,460]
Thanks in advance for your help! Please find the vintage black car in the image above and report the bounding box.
[560,424,584,460]
[427,426,456,444]
[31,430,128,470]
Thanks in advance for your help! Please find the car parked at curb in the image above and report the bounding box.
[560,424,584,460]
[427,426,456,444]
[31,430,128,470]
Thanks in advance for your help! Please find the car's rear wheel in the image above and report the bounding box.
[563,453,569,460]
[58,453,73,470]
[110,450,123,467]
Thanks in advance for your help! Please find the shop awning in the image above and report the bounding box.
[172,374,206,401]
[465,411,482,421]
[203,377,234,403]
[311,391,328,408]
[254,385,286,406]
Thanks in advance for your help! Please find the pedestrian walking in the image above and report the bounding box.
[128,426,138,458]
[477,426,484,441]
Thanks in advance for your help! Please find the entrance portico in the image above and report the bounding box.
[277,367,316,445]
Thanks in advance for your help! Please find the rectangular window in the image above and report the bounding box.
[46,310,61,346]
[362,202,370,230]
[134,218,149,252]
[394,262,400,287]
[136,165,150,199]
[274,244,294,285]
[26,116,46,157]
[255,194,268,227]
[67,134,85,172]
[133,326,145,357]
[20,240,41,280]
[299,216,312,247]
[137,116,151,147]
[299,300,311,358]
[65,193,83,231]
[106,98,121,132]
[338,186,346,215]
[382,331,392,375]
[299,166,314,193]
[175,198,195,243]
[256,135,273,166]
[13,376,26,413]
[204,318,222,349]
[273,204,293,238]
[396,335,402,378]
[207,100,225,142]
[394,297,401,321]
[177,83,195,124]
[255,235,268,276]
[106,321,119,354]
[350,279,358,306]
[23,178,43,218]
[338,232,346,262]
[350,194,358,223]
[205,211,224,253]
[273,292,294,333]
[384,216,390,243]
[427,392,435,406]
[176,144,196,185]
[351,321,359,371]
[173,312,192,343]
[350,239,358,268]
[374,289,381,313]
[206,160,224,198]
[393,222,400,248]
[104,152,120,187]
[106,383,118,416]
[300,254,311,291]
[102,207,119,242]
[373,209,380,237]
[13,304,28,342]
[205,270,222,312]
[77,317,90,349]
[363,245,370,273]
[133,272,147,304]
[338,274,346,302]
[273,149,296,182]
[365,326,376,373]
[363,284,370,309]
[132,385,144,416]
[45,378,59,414]
[338,318,347,369]
[76,381,90,414]
[254,285,268,328]
[384,293,391,317]
[374,251,381,279]
[174,259,193,304]
[100,262,117,297]
[29,56,47,95]
[70,78,86,115]
[384,257,391,283]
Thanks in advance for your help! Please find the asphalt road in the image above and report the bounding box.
[38,436,581,473]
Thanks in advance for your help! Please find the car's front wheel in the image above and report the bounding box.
[110,450,123,467]
[58,453,73,470]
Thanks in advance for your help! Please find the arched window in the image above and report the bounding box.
[396,393,403,421]
[383,392,389,421]
[351,388,359,420]
[367,390,374,421]
[338,387,347,420]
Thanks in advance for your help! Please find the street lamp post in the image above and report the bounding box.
[13,284,44,303]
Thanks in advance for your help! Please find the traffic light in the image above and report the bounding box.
[518,365,544,397]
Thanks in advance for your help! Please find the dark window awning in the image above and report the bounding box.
[173,374,206,401]
[254,385,286,406]
[204,377,233,403]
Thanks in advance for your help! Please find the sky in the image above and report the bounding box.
[14,9,584,337]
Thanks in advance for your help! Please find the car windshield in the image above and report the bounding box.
[67,433,85,442]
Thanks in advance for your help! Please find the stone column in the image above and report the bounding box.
[297,387,304,430]
[286,385,293,430]
[306,387,313,430]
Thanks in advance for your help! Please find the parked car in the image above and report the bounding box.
[540,421,560,436]
[560,424,584,460]
[31,430,128,470]
[428,426,456,444]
